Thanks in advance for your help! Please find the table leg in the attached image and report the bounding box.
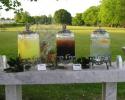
[102,82,117,100]
[5,85,22,100]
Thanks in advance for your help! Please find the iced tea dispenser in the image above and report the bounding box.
[56,25,75,61]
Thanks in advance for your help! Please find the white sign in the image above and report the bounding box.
[73,64,82,71]
[37,64,46,71]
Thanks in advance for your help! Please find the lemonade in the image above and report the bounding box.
[18,33,40,60]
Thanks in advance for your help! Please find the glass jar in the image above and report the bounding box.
[18,24,40,63]
[56,25,75,61]
[90,29,111,67]
[90,29,110,57]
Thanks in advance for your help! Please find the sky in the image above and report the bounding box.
[0,0,100,18]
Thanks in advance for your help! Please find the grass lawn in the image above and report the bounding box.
[0,25,125,60]
[0,25,125,100]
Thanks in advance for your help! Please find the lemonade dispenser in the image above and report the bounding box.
[18,24,40,62]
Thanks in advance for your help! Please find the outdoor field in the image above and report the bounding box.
[0,25,125,59]
[0,25,125,100]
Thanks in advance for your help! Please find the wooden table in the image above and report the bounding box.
[0,68,125,100]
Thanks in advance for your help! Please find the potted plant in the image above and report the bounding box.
[47,48,56,64]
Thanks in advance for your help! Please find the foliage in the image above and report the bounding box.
[0,0,37,11]
[0,17,5,20]
[72,13,84,26]
[15,12,22,22]
[47,15,53,24]
[82,6,100,26]
[5,57,24,72]
[15,11,32,23]
[99,0,118,26]
[0,0,21,11]
[21,12,33,23]
[81,0,125,27]
[54,9,72,25]
[33,15,52,24]
[1,0,125,27]
[0,23,24,28]
[99,0,125,27]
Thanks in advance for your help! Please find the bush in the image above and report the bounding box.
[0,23,24,28]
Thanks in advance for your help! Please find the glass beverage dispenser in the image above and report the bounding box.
[90,29,111,68]
[18,24,40,63]
[56,25,75,63]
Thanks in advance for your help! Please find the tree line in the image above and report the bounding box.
[73,0,125,27]
[1,0,125,27]
[14,12,52,24]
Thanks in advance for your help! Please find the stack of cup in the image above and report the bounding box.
[0,55,7,71]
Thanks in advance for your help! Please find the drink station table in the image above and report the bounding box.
[0,64,125,100]
[0,25,124,100]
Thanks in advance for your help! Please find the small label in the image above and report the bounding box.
[73,64,82,71]
[37,64,46,71]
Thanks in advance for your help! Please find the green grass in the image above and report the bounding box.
[0,25,125,60]
[0,25,125,100]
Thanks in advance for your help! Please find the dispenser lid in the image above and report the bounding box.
[58,24,71,33]
[93,29,107,34]
[19,23,34,34]
[91,28,109,38]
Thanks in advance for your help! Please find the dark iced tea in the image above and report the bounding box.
[57,38,75,58]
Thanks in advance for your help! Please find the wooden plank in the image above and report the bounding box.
[5,85,22,100]
[0,69,125,85]
[102,82,117,100]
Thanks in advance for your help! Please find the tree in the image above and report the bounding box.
[99,0,117,26]
[15,11,32,23]
[15,12,22,22]
[0,0,21,11]
[119,0,125,27]
[99,0,125,27]
[33,15,52,24]
[47,15,52,24]
[0,0,37,11]
[54,9,72,25]
[72,13,84,26]
[39,15,48,24]
[0,17,5,20]
[82,6,100,26]
[21,12,31,23]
